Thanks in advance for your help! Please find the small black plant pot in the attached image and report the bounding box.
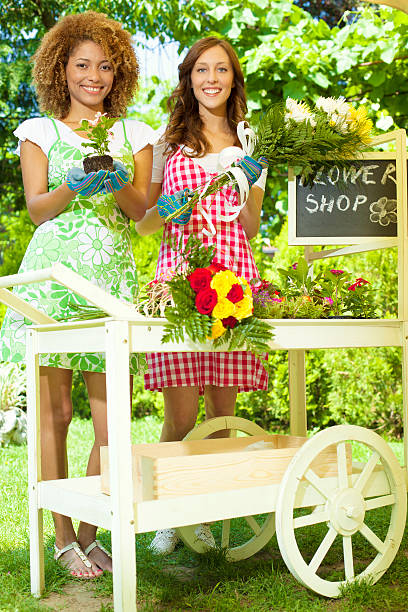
[83,155,114,173]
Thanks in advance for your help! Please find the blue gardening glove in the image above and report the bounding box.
[66,167,109,197]
[234,155,269,188]
[103,160,130,194]
[157,188,193,225]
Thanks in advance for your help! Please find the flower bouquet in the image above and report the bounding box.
[165,96,373,222]
[160,235,274,357]
[76,112,117,172]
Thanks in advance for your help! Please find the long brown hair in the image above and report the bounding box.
[164,37,247,157]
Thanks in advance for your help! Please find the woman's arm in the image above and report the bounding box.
[134,182,165,235]
[21,140,76,226]
[238,185,265,240]
[111,144,153,221]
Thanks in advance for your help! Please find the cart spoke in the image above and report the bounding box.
[365,494,395,511]
[244,515,261,536]
[294,509,329,529]
[221,519,231,549]
[359,523,386,554]
[343,535,354,581]
[304,468,331,501]
[308,526,337,574]
[355,451,380,494]
[337,442,349,490]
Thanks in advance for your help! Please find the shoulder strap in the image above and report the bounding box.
[49,118,61,139]
[121,119,131,148]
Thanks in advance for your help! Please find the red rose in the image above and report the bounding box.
[188,268,212,293]
[226,283,244,303]
[222,316,238,328]
[195,289,218,315]
[207,261,227,275]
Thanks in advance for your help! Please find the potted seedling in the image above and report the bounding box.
[76,112,117,172]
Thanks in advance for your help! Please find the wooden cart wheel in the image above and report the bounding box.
[276,425,407,598]
[176,416,276,561]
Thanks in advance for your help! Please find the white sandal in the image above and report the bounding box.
[84,539,112,559]
[54,541,102,579]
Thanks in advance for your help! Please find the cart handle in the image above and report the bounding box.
[0,263,146,324]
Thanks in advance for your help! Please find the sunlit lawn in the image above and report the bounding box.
[0,416,407,611]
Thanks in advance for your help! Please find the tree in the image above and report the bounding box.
[1,0,407,260]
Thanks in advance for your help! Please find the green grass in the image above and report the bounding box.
[1,416,407,611]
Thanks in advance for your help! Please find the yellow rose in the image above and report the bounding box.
[212,297,236,319]
[209,319,225,340]
[211,270,239,298]
[234,295,253,320]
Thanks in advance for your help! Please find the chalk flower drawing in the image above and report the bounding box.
[369,197,397,226]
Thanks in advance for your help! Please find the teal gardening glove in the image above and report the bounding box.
[234,155,268,188]
[103,160,130,194]
[66,167,109,197]
[157,188,193,225]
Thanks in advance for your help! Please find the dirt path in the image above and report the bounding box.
[41,582,112,611]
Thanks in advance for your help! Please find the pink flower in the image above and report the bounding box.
[292,262,298,270]
[324,297,334,304]
[88,111,106,127]
[330,269,344,276]
[348,278,370,291]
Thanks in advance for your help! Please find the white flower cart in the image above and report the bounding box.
[0,259,407,611]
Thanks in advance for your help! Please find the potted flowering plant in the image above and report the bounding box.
[76,112,117,172]
[321,271,376,318]
[271,257,377,319]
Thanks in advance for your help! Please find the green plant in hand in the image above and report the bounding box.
[76,112,117,156]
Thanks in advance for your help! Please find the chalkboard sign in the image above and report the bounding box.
[289,157,399,244]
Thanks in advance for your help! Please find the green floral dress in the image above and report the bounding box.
[0,117,153,372]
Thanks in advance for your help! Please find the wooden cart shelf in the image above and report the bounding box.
[32,317,404,354]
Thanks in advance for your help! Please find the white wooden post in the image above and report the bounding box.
[288,349,307,437]
[105,320,137,611]
[26,328,44,596]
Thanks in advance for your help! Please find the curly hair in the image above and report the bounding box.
[164,37,247,157]
[32,11,139,119]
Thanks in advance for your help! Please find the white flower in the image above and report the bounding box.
[83,111,107,127]
[315,97,352,133]
[78,225,114,266]
[285,98,316,126]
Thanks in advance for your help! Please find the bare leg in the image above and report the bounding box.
[40,366,101,578]
[161,386,200,442]
[204,385,238,438]
[77,371,114,572]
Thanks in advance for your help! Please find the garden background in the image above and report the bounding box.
[2,0,406,437]
[1,1,408,610]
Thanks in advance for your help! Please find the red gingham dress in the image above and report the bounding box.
[144,146,268,393]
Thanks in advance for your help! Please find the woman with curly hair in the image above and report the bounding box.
[0,11,154,576]
[135,36,268,554]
